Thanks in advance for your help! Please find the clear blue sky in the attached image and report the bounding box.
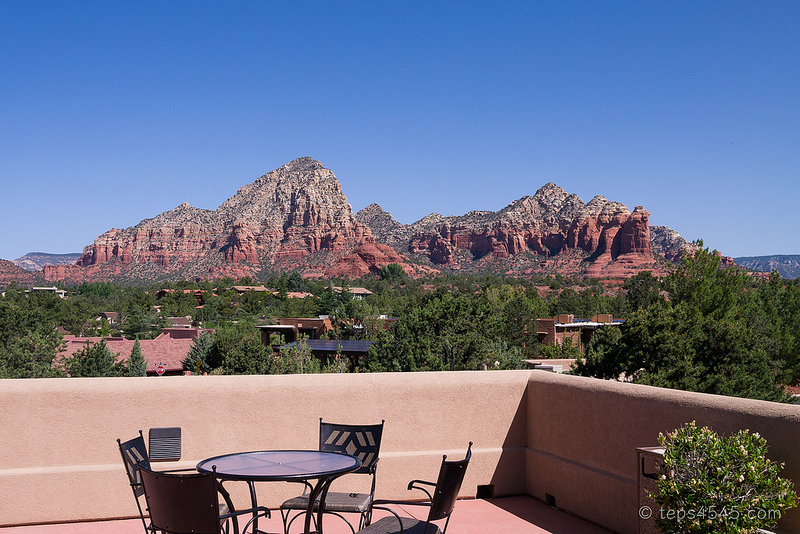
[2,1,798,261]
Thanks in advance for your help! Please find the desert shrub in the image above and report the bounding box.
[652,421,796,534]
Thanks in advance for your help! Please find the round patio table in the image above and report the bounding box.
[197,450,362,534]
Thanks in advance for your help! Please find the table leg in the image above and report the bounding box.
[248,480,265,534]
[303,476,339,534]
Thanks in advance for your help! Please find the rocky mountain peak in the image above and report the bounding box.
[279,156,325,173]
[28,158,692,284]
[533,182,569,207]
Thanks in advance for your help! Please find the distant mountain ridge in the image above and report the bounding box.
[0,157,707,285]
[13,252,82,272]
[734,255,800,280]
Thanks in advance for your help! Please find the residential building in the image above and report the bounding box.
[536,313,624,353]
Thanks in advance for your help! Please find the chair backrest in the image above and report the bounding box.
[319,418,384,475]
[427,442,472,522]
[117,431,151,498]
[149,426,182,462]
[139,464,221,534]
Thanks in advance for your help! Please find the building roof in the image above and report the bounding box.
[286,339,375,355]
[60,333,200,374]
[230,285,271,293]
[332,286,373,296]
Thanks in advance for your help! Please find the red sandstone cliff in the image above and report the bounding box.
[21,159,692,285]
[49,158,423,283]
[0,260,41,286]
[358,183,672,278]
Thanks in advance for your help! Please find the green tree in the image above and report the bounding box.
[574,303,791,402]
[0,294,64,378]
[206,322,274,375]
[379,263,406,282]
[287,271,306,292]
[274,339,321,374]
[664,242,749,319]
[64,340,125,377]
[127,340,147,377]
[183,331,214,374]
[623,270,664,312]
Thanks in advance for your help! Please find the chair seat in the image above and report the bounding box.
[356,516,442,534]
[281,491,372,513]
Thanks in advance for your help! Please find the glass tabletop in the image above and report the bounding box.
[197,450,361,481]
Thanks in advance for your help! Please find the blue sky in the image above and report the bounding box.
[1,1,798,261]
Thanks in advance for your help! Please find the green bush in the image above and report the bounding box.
[653,422,796,534]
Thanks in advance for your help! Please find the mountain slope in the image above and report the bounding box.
[44,158,429,284]
[734,255,800,280]
[13,252,82,272]
[357,183,680,278]
[6,157,697,284]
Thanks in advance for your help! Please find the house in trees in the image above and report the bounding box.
[537,314,624,353]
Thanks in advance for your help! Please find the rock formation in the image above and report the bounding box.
[357,183,675,278]
[0,259,41,286]
[0,159,694,285]
[48,157,424,283]
[12,252,82,272]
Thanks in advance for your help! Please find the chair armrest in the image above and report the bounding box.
[406,479,436,501]
[368,457,380,474]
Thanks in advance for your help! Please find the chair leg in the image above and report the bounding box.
[282,509,318,534]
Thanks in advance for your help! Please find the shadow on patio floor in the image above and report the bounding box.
[0,495,613,534]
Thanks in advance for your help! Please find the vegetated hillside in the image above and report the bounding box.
[734,255,800,280]
[13,252,82,271]
[4,157,695,286]
[0,259,42,286]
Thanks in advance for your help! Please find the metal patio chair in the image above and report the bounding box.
[139,464,270,534]
[280,418,385,534]
[356,442,472,534]
[117,429,234,534]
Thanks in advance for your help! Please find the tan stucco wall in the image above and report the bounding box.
[2,370,799,533]
[526,372,800,534]
[0,371,529,527]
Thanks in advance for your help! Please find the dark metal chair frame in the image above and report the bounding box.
[139,464,270,534]
[357,442,473,534]
[280,418,385,534]
[117,430,235,534]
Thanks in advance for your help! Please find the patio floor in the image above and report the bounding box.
[0,496,613,534]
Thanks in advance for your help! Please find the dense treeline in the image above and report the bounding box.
[1,245,799,403]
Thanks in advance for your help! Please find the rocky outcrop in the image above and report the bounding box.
[650,225,694,262]
[48,158,422,283]
[0,260,41,286]
[3,159,694,285]
[357,183,675,278]
[13,252,82,272]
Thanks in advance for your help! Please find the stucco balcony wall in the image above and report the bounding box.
[0,371,529,527]
[526,372,800,534]
[1,370,799,533]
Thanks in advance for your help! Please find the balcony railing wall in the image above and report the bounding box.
[527,372,800,534]
[0,370,798,533]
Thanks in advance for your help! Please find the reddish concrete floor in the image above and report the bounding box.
[0,496,613,534]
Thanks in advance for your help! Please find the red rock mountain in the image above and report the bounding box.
[34,158,690,284]
[357,183,684,278]
[45,157,431,284]
[0,259,41,286]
